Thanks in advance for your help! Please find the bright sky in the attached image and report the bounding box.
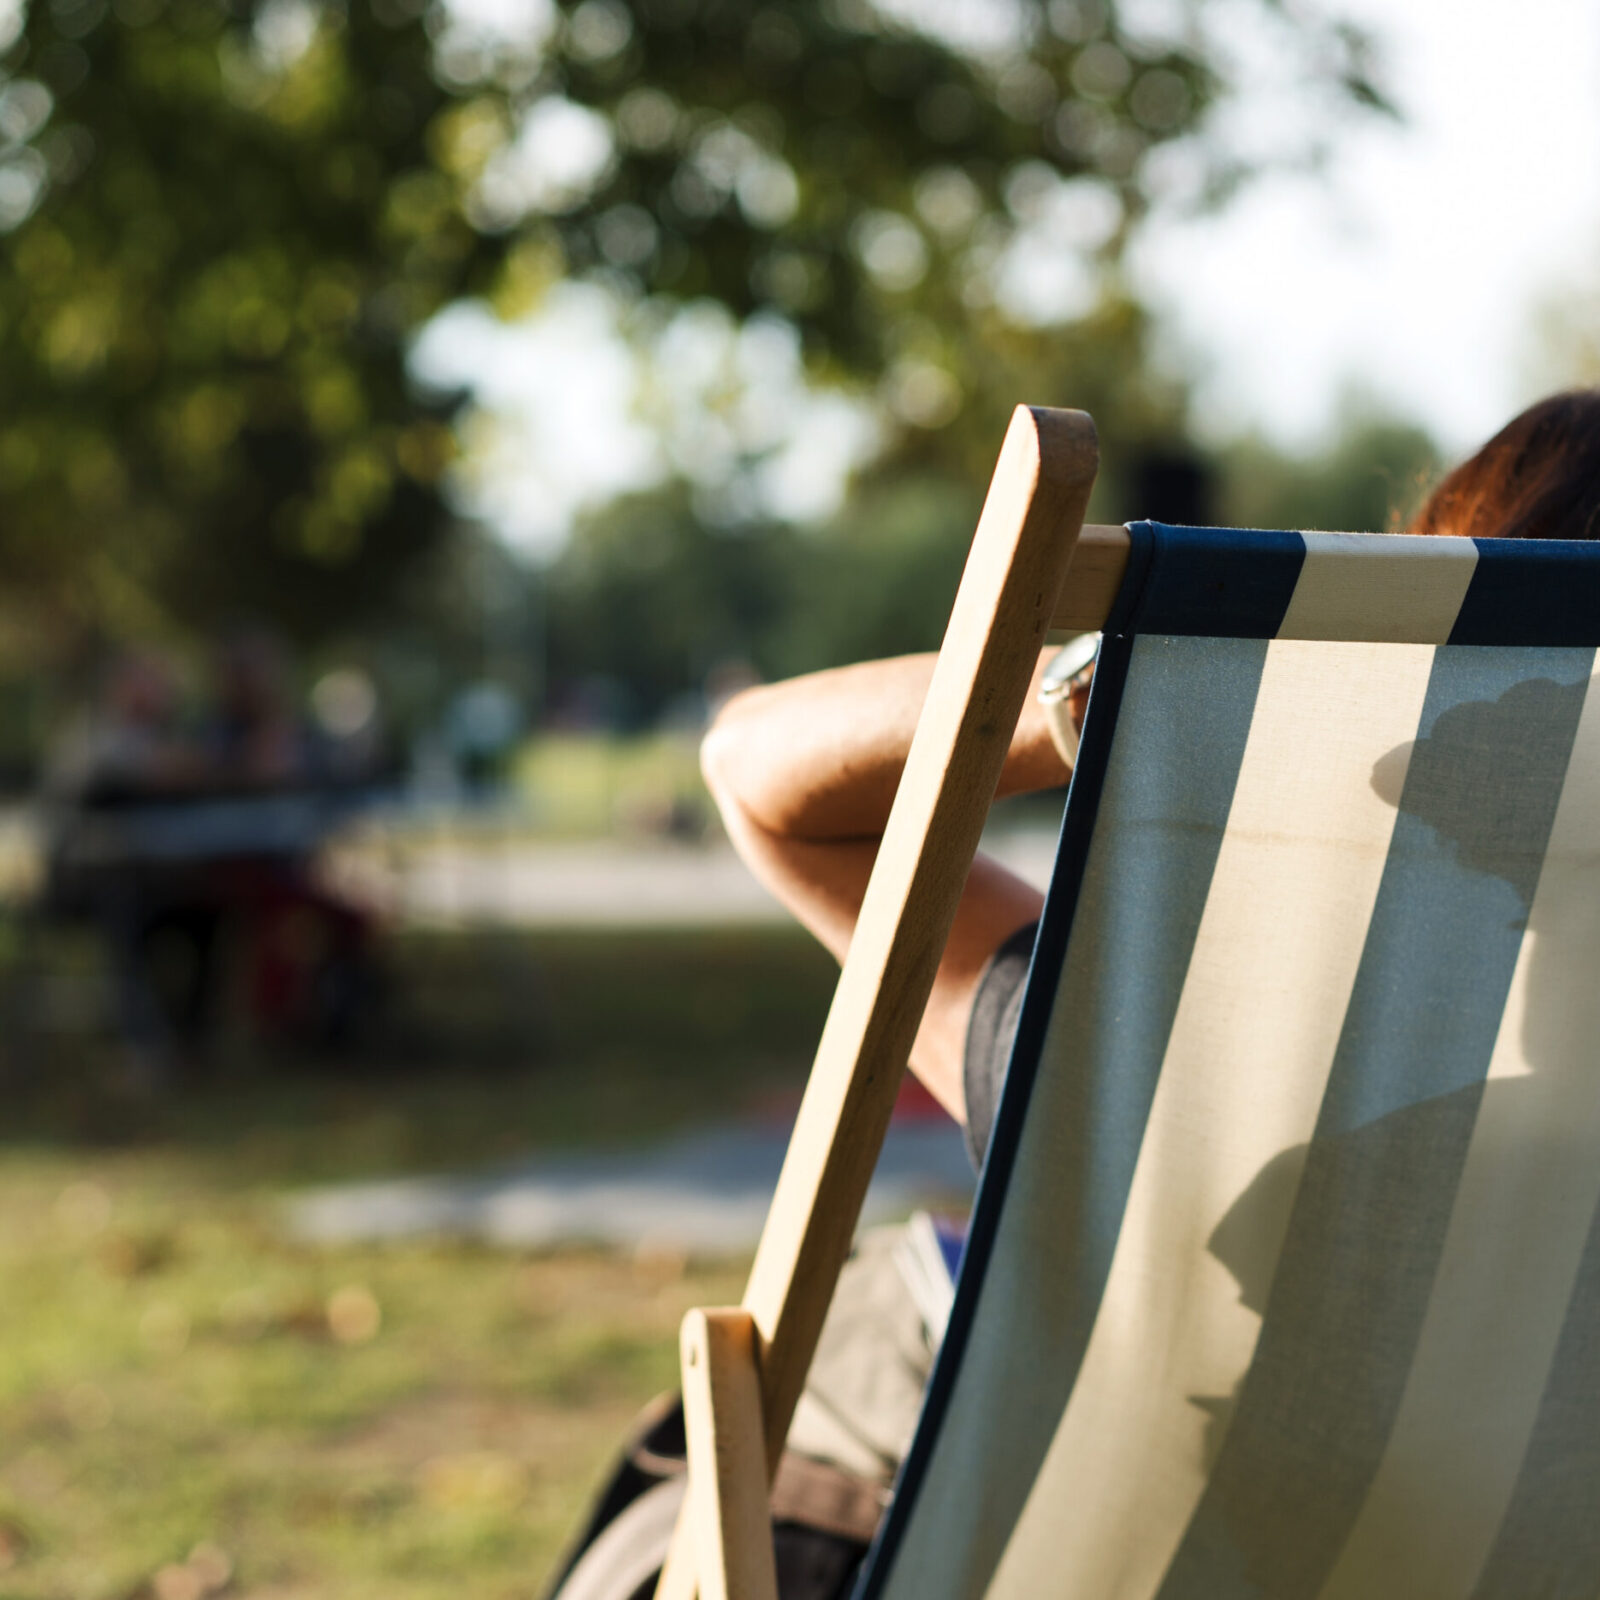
[414,0,1600,556]
[1134,0,1600,452]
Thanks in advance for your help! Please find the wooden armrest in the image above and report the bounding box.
[681,1309,778,1600]
[1051,523,1130,633]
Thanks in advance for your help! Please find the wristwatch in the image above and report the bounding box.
[1037,632,1099,767]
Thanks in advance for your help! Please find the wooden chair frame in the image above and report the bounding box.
[657,405,1124,1600]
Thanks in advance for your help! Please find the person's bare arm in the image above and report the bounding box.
[700,651,1076,1122]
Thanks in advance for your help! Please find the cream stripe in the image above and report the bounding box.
[1317,660,1600,1600]
[1277,535,1478,644]
[986,639,1439,1600]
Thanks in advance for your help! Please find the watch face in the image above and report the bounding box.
[1039,633,1100,703]
[1038,635,1099,767]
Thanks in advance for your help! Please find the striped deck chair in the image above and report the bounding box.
[657,405,1600,1600]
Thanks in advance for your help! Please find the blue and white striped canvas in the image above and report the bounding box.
[855,525,1600,1600]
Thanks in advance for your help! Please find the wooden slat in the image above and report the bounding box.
[1050,523,1130,633]
[655,404,1098,1600]
[655,406,1098,1600]
[741,406,1098,1448]
[680,1309,778,1600]
[656,1501,700,1600]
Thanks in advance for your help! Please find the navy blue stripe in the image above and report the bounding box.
[1118,523,1305,639]
[1319,646,1591,1131]
[856,634,1269,1600]
[1450,539,1600,646]
[1156,645,1595,1600]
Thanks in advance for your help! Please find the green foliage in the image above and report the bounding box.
[539,292,1201,718]
[1217,408,1444,535]
[530,0,1388,383]
[543,475,981,721]
[492,0,1393,506]
[544,482,794,722]
[506,0,1397,721]
[537,0,1217,371]
[1529,276,1600,393]
[0,0,506,647]
[542,399,1448,722]
[0,0,1393,666]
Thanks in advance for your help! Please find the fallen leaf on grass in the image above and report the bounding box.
[150,1541,232,1600]
[326,1285,381,1344]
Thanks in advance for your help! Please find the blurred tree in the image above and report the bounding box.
[1217,403,1443,535]
[544,396,1446,725]
[451,0,1396,540]
[544,476,985,726]
[0,0,499,650]
[0,0,1390,667]
[516,0,1390,431]
[1528,272,1600,393]
[545,481,792,725]
[517,0,1395,716]
[537,285,1201,720]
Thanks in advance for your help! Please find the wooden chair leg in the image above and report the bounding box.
[680,1309,778,1600]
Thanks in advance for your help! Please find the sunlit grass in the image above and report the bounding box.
[0,926,834,1598]
[512,734,710,840]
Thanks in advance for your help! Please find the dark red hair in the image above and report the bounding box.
[1408,391,1600,541]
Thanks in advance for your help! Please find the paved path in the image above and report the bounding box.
[294,826,1050,1250]
[287,1115,974,1254]
[395,824,1058,928]
[0,802,1058,927]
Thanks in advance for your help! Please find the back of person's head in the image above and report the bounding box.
[1408,389,1600,542]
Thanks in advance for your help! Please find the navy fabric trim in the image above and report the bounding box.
[1113,528,1600,646]
[1101,520,1155,635]
[850,633,1135,1600]
[1450,538,1600,646]
[1120,524,1305,639]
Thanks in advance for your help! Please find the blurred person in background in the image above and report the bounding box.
[46,649,203,806]
[41,648,211,1088]
[198,628,383,1054]
[39,631,388,1088]
[206,628,312,791]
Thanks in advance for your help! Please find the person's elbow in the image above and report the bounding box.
[700,685,763,815]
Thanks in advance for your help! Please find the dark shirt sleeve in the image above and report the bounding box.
[960,920,1039,1173]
